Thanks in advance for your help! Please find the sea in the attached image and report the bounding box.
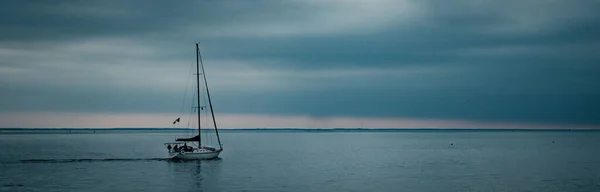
[1,129,599,192]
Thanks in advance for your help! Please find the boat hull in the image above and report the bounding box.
[169,150,221,160]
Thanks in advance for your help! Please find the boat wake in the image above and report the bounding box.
[17,158,170,163]
[11,157,222,164]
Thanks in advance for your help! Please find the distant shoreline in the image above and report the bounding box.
[0,128,598,132]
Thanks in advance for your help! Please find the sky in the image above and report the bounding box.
[1,0,599,129]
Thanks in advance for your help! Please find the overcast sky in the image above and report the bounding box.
[1,0,599,129]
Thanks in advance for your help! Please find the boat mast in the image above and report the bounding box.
[195,43,202,146]
[197,43,223,150]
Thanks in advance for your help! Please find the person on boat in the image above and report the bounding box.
[183,143,192,152]
[167,144,172,152]
[173,144,179,152]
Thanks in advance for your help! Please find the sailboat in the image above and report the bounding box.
[164,43,223,160]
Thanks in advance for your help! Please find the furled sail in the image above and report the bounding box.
[176,135,200,142]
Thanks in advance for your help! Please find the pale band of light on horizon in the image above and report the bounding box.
[1,113,597,130]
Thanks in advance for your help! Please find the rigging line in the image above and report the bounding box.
[204,86,212,145]
[196,43,202,146]
[197,44,222,149]
[199,80,205,143]
[186,81,197,137]
[200,75,211,145]
[206,106,213,145]
[201,89,212,146]
[208,111,214,145]
[177,50,196,128]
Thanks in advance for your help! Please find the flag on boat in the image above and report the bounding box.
[173,117,180,124]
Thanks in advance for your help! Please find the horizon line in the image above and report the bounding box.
[1,127,598,131]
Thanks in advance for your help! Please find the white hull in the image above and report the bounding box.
[169,150,221,160]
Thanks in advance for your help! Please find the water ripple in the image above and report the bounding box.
[18,158,169,163]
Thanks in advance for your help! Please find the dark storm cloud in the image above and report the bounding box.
[0,1,236,41]
[1,0,600,126]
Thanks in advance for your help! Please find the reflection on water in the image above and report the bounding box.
[167,158,223,191]
[18,158,169,163]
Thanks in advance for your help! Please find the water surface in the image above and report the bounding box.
[1,131,599,191]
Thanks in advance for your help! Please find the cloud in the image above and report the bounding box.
[418,0,600,35]
[0,0,421,43]
[1,0,600,128]
[192,0,422,37]
[0,38,184,90]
